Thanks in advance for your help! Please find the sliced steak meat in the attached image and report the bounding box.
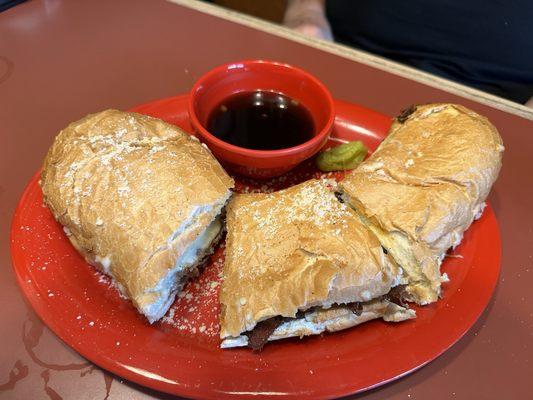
[396,105,417,123]
[243,289,410,351]
[348,302,363,316]
[245,316,285,352]
[385,285,409,307]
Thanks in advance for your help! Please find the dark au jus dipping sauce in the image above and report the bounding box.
[206,91,315,150]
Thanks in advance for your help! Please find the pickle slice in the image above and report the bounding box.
[316,141,368,172]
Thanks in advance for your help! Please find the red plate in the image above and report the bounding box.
[10,95,501,399]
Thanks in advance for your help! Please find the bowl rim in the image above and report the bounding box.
[188,59,335,158]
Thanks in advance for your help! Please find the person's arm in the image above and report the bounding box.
[283,0,333,41]
[526,97,533,108]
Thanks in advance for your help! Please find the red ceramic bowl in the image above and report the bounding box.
[188,60,335,178]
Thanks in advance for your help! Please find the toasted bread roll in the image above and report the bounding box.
[341,104,503,304]
[41,110,234,322]
[220,179,414,349]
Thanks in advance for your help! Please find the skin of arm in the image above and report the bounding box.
[283,0,333,41]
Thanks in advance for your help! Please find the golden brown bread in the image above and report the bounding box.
[220,179,413,345]
[341,104,504,304]
[41,109,234,322]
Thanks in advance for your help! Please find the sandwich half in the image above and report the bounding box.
[341,104,504,304]
[220,179,415,350]
[41,110,234,323]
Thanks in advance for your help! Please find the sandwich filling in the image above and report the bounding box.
[140,216,224,322]
[341,196,441,305]
[222,285,414,350]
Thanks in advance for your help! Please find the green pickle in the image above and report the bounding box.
[316,141,368,172]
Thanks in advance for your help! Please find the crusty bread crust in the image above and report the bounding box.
[220,179,406,339]
[341,104,504,304]
[41,110,234,321]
